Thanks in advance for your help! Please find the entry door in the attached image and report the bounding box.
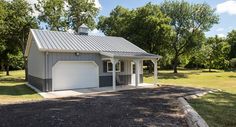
[131,62,136,84]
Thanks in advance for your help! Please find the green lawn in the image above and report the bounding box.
[0,70,42,104]
[144,69,236,127]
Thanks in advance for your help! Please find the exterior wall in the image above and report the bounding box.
[28,39,45,79]
[27,39,46,91]
[28,49,144,91]
[47,52,101,79]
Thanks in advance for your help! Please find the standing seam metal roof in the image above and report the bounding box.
[31,29,147,53]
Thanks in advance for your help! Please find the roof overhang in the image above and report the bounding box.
[100,51,162,60]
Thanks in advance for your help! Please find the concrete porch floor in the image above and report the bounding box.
[36,83,156,99]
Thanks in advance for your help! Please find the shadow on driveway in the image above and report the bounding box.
[0,86,207,127]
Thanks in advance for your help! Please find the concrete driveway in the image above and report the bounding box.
[0,86,206,127]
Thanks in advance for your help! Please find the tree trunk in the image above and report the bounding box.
[6,65,9,76]
[209,68,211,72]
[0,60,4,71]
[24,57,28,81]
[173,55,178,73]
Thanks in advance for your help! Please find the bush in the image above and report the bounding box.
[230,58,236,68]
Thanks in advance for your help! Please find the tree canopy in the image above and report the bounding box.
[160,0,219,73]
[197,36,230,71]
[227,30,236,59]
[0,0,38,76]
[35,0,99,31]
[98,3,172,56]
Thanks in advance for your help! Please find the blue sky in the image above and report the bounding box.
[30,0,236,37]
[92,0,236,37]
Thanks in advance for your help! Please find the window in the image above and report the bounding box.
[107,61,121,72]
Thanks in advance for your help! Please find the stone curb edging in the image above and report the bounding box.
[184,89,221,100]
[178,97,209,127]
[177,89,221,127]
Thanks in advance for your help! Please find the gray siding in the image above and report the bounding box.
[28,75,52,92]
[28,39,45,79]
[99,75,131,87]
[47,52,101,79]
[28,50,144,91]
[47,52,136,78]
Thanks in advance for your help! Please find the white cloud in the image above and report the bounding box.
[216,0,236,15]
[89,29,105,36]
[216,28,224,32]
[217,33,226,37]
[94,0,102,9]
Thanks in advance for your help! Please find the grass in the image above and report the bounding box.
[0,70,42,104]
[144,69,236,127]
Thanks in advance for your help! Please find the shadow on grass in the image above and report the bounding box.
[228,75,236,78]
[189,91,236,127]
[144,71,201,79]
[0,84,36,96]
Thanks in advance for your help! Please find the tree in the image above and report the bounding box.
[35,0,67,31]
[35,0,99,31]
[67,0,99,30]
[197,36,230,71]
[0,0,7,71]
[98,3,173,70]
[2,0,38,77]
[160,1,219,73]
[98,6,131,37]
[127,3,172,55]
[98,4,172,54]
[227,30,236,58]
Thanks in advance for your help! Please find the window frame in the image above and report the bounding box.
[107,61,121,72]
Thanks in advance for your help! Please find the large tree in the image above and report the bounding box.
[98,3,172,57]
[35,0,99,31]
[2,0,38,77]
[227,30,236,59]
[35,0,67,31]
[68,0,99,30]
[160,0,219,73]
[98,6,131,38]
[197,36,230,71]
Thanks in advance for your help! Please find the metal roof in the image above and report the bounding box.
[31,29,146,53]
[100,51,162,59]
[26,29,161,59]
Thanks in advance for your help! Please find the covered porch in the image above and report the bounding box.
[100,51,162,90]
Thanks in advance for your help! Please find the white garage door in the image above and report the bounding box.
[52,61,99,91]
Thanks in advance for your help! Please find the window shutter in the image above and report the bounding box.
[103,60,107,72]
[121,61,124,72]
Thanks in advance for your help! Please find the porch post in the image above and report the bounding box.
[111,58,118,90]
[134,59,140,88]
[151,59,158,85]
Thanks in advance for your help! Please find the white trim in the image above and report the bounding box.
[31,29,42,49]
[52,61,99,91]
[26,83,44,97]
[107,60,121,72]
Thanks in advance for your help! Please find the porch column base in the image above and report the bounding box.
[134,59,141,88]
[151,59,158,85]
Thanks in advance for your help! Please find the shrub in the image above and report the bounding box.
[230,58,236,68]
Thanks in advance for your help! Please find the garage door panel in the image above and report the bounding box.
[52,61,99,91]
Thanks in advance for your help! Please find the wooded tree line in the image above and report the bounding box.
[0,0,236,78]
[97,1,236,73]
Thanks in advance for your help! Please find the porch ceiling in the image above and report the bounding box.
[100,51,162,59]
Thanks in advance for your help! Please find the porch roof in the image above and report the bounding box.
[100,51,162,59]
